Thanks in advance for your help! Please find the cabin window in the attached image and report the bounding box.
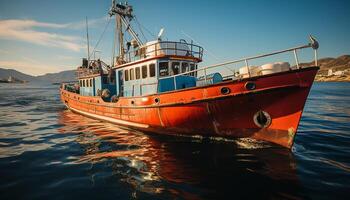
[171,62,180,75]
[190,63,196,76]
[142,65,147,78]
[83,80,86,87]
[149,64,155,77]
[130,68,134,80]
[159,62,169,77]
[181,62,189,73]
[90,79,92,87]
[125,70,129,81]
[135,67,140,79]
[79,80,82,86]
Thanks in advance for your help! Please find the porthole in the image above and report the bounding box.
[245,82,256,90]
[154,97,160,104]
[220,87,231,95]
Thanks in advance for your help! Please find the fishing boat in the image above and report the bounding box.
[60,1,320,149]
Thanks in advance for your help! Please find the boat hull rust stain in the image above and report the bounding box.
[61,67,318,149]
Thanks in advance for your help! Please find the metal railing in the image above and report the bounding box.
[77,59,111,78]
[157,36,319,89]
[123,41,204,63]
[119,37,319,97]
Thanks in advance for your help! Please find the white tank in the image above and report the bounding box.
[260,63,278,75]
[260,62,290,75]
[238,66,261,78]
[250,66,262,77]
[275,62,291,72]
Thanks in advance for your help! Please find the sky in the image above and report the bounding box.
[0,0,349,76]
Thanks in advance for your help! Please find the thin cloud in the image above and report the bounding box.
[66,16,110,29]
[0,19,86,52]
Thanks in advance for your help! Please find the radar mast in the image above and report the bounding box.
[109,0,143,65]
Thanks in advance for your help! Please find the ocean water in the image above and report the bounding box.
[0,82,349,200]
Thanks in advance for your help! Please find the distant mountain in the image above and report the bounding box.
[0,68,38,82]
[300,55,350,82]
[1,55,349,83]
[37,70,76,83]
[0,68,76,83]
[300,55,350,75]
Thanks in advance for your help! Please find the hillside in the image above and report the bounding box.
[0,68,76,83]
[37,70,76,83]
[0,68,39,82]
[1,55,349,83]
[299,55,350,82]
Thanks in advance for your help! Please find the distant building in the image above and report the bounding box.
[327,69,345,76]
[328,69,333,76]
[334,71,345,76]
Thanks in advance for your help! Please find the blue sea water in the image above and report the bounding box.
[0,82,349,199]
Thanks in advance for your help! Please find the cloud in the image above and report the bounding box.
[65,16,110,29]
[0,19,85,52]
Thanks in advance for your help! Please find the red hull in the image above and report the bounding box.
[60,67,318,149]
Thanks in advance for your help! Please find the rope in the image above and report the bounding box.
[133,16,147,42]
[181,30,235,74]
[89,16,112,59]
[134,16,156,39]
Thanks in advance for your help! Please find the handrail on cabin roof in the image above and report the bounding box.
[158,36,319,80]
[120,40,204,65]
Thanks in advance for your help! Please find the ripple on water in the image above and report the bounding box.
[0,82,349,199]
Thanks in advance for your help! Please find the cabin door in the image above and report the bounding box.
[118,70,123,96]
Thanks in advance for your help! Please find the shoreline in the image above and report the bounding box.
[315,75,350,82]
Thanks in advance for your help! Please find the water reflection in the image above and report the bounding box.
[58,110,307,199]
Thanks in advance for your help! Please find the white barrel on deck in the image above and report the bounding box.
[239,66,261,78]
[260,62,290,75]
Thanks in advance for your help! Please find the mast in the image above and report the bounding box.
[85,17,90,63]
[109,0,143,65]
[116,14,124,63]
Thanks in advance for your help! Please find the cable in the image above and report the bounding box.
[181,30,235,74]
[89,16,112,59]
[133,16,147,42]
[134,16,156,39]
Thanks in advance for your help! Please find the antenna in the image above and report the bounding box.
[157,28,164,41]
[86,17,90,62]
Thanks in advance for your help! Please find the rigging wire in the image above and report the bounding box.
[134,16,156,39]
[89,16,112,59]
[133,16,147,42]
[111,17,118,67]
[181,30,236,74]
